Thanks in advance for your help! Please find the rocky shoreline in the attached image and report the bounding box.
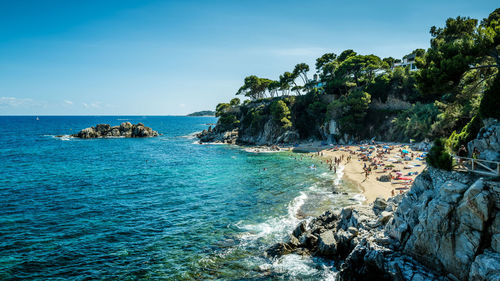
[70,122,159,138]
[266,167,499,280]
[264,120,500,280]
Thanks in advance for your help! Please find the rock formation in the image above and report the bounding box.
[268,167,499,280]
[267,120,500,280]
[468,118,500,162]
[196,128,239,144]
[72,122,159,138]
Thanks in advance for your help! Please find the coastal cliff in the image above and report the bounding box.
[267,121,500,280]
[72,122,158,138]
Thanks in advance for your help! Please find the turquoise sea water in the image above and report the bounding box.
[0,116,361,280]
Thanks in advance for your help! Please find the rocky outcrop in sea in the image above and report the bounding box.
[268,119,500,280]
[71,122,159,138]
[196,126,238,144]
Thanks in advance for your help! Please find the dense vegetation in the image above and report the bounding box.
[213,8,499,169]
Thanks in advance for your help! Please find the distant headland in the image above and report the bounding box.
[187,110,215,117]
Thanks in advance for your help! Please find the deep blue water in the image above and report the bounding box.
[0,116,358,280]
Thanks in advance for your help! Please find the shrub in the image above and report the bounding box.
[326,89,371,136]
[392,103,439,141]
[446,115,482,152]
[270,100,292,130]
[427,138,453,171]
[218,113,239,131]
[479,74,500,119]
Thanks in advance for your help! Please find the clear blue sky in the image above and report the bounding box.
[0,0,498,115]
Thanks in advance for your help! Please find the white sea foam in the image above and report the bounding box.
[229,165,356,279]
[269,254,320,277]
[181,132,199,139]
[352,193,366,203]
[46,134,73,141]
[242,147,281,154]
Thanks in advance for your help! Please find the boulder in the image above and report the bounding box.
[469,251,500,281]
[317,230,337,257]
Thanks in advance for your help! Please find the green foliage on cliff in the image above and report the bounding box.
[427,138,453,171]
[327,90,371,136]
[446,115,482,152]
[479,75,500,119]
[293,90,328,138]
[392,103,439,141]
[270,100,292,129]
[215,102,240,130]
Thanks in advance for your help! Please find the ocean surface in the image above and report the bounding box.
[0,116,362,280]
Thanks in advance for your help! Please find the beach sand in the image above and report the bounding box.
[291,142,427,203]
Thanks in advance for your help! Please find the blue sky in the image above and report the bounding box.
[0,0,498,115]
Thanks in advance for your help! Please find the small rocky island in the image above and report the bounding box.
[71,122,159,138]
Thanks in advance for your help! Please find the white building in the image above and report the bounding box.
[393,54,418,71]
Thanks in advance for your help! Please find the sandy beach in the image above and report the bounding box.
[291,142,428,203]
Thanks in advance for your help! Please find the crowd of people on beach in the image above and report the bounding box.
[301,143,429,197]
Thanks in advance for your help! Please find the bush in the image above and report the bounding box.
[479,74,500,119]
[218,113,239,131]
[446,115,482,152]
[427,138,453,171]
[326,89,371,136]
[392,103,439,141]
[270,100,292,130]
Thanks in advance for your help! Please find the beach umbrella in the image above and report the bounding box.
[383,145,390,149]
[402,149,409,154]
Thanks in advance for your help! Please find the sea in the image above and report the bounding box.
[0,116,363,280]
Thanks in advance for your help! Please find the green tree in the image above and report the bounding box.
[337,49,357,63]
[293,63,310,85]
[230,98,240,106]
[315,53,337,73]
[270,100,292,129]
[267,80,281,97]
[327,90,371,136]
[236,76,274,100]
[215,103,231,117]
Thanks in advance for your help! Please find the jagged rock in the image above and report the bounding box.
[378,211,393,225]
[317,230,337,257]
[469,250,500,281]
[468,118,500,162]
[265,242,294,258]
[292,221,307,238]
[267,168,499,280]
[72,122,158,138]
[373,197,388,215]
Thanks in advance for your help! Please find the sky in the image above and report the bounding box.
[0,0,498,115]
